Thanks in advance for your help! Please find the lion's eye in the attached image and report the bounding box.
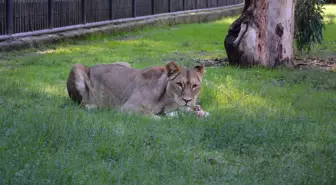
[192,84,198,89]
[176,82,183,88]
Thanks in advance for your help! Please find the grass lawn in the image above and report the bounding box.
[0,5,336,185]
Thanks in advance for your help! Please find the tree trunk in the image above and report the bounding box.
[224,0,296,68]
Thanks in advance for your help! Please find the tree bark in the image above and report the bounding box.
[224,0,296,68]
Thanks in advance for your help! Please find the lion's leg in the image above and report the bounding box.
[120,97,155,115]
[120,105,162,120]
[120,103,144,115]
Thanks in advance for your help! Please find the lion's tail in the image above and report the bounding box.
[66,64,93,104]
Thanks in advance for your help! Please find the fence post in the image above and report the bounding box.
[151,0,154,14]
[168,0,170,12]
[81,0,86,24]
[132,0,136,17]
[48,0,53,29]
[183,0,185,10]
[6,0,13,34]
[109,0,112,20]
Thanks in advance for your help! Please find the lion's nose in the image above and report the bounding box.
[182,98,192,104]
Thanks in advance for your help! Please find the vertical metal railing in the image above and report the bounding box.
[1,0,243,36]
[132,0,136,17]
[81,0,86,24]
[108,0,112,20]
[168,0,170,12]
[6,0,13,34]
[48,0,53,28]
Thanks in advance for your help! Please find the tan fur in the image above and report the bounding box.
[66,62,205,116]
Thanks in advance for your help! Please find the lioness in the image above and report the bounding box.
[66,61,206,117]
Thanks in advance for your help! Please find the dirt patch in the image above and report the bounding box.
[195,58,229,67]
[196,57,336,71]
[294,56,336,72]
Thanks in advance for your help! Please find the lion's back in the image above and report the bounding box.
[88,63,139,107]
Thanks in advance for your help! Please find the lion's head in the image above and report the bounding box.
[165,61,205,107]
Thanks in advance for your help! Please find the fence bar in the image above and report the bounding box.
[183,0,185,10]
[168,0,171,12]
[109,0,112,20]
[151,0,154,14]
[81,0,86,24]
[48,0,53,28]
[6,0,13,34]
[132,0,136,17]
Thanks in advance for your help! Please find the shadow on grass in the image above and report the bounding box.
[1,15,336,184]
[1,65,336,184]
[196,72,336,184]
[0,76,182,184]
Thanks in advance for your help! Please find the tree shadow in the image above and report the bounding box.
[1,55,336,184]
[1,13,336,184]
[194,75,336,184]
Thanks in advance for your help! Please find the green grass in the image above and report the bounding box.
[322,5,336,55]
[0,5,336,185]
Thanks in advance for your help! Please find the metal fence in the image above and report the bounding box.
[0,0,243,36]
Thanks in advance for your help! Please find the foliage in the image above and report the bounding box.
[295,0,325,52]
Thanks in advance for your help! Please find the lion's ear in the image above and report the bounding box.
[165,61,180,77]
[194,65,205,75]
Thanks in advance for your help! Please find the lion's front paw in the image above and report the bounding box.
[195,110,210,117]
[193,105,210,118]
[151,115,162,120]
[166,111,179,118]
